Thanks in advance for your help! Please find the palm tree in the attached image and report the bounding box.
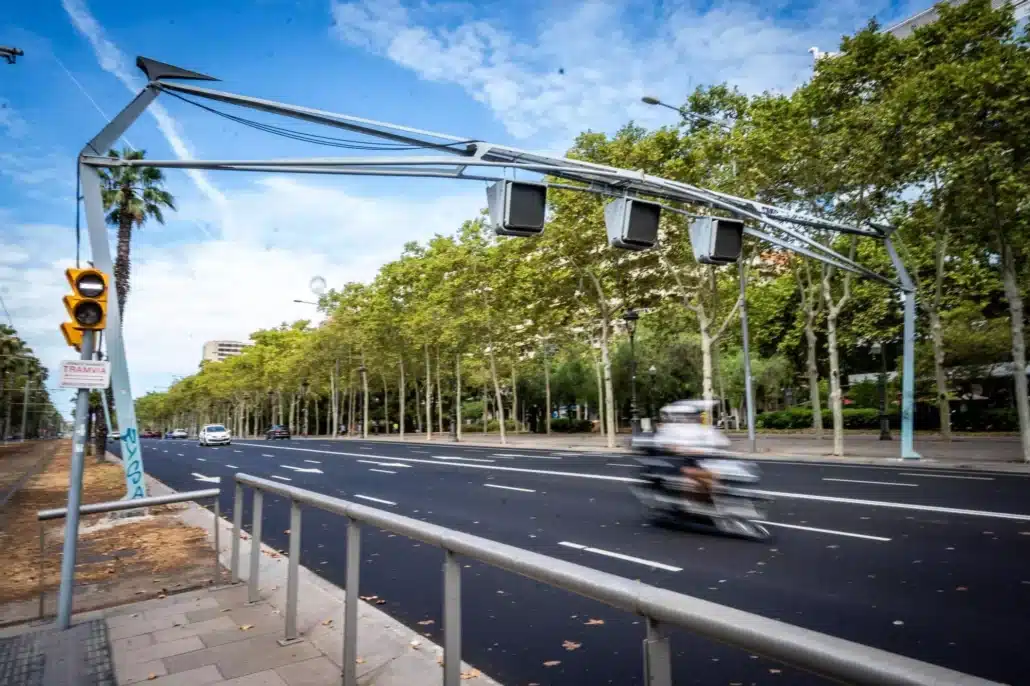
[97,147,176,318]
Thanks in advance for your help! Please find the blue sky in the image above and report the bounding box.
[1,0,926,415]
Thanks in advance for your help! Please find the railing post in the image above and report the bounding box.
[279,500,302,645]
[37,523,45,619]
[231,482,243,583]
[247,489,263,604]
[342,519,361,686]
[443,550,462,686]
[643,617,672,686]
[213,497,222,587]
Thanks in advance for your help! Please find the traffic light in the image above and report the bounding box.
[60,323,83,352]
[689,217,744,264]
[487,180,548,237]
[62,267,109,333]
[605,196,661,251]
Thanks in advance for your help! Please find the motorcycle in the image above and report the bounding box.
[630,400,773,541]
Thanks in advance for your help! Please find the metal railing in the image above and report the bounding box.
[232,473,1003,686]
[37,488,222,619]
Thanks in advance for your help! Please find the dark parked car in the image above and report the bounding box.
[266,425,291,440]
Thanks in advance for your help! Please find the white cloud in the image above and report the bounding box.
[329,0,919,142]
[0,100,27,138]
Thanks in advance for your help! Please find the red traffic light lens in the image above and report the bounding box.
[74,301,104,326]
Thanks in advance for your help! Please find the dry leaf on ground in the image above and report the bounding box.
[360,595,378,601]
[418,619,434,626]
[376,599,386,605]
[584,618,604,626]
[460,668,481,680]
[321,619,334,626]
[562,640,581,651]
[355,658,366,664]
[239,624,254,631]
[543,660,561,667]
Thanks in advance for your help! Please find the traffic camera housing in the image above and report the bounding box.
[487,180,548,237]
[689,216,744,264]
[605,196,661,251]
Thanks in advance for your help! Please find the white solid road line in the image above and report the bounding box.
[750,489,1030,521]
[493,453,561,460]
[756,521,891,542]
[271,475,292,482]
[369,469,397,474]
[304,459,322,464]
[262,454,275,457]
[607,463,638,468]
[281,465,324,474]
[898,472,994,481]
[558,541,682,572]
[354,494,396,506]
[822,478,917,487]
[484,483,536,493]
[433,455,495,463]
[358,460,412,468]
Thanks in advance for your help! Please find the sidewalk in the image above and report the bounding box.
[311,431,1030,472]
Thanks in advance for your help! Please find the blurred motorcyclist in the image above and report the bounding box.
[649,401,729,506]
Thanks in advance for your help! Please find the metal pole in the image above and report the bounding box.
[231,482,243,583]
[281,500,302,644]
[739,260,757,452]
[884,238,920,460]
[213,497,222,586]
[643,617,672,686]
[38,524,45,619]
[19,372,30,441]
[342,519,361,686]
[630,330,639,435]
[879,346,892,441]
[247,489,263,604]
[56,329,95,630]
[443,550,462,686]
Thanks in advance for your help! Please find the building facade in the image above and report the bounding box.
[202,340,249,363]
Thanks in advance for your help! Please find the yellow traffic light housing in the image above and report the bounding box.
[60,322,83,352]
[62,267,109,333]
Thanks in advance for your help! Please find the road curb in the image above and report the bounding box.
[105,452,503,686]
[284,436,1030,475]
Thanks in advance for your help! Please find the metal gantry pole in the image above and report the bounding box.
[56,329,95,630]
[739,260,756,452]
[884,238,920,460]
[443,550,463,686]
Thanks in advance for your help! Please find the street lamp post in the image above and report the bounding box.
[871,343,892,441]
[624,309,640,436]
[300,381,309,436]
[648,365,657,430]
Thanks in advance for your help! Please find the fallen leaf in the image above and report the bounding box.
[355,658,366,665]
[956,586,968,591]
[460,668,481,680]
[584,619,604,626]
[221,608,232,613]
[284,529,290,534]
[893,620,904,626]
[769,668,782,674]
[157,594,166,599]
[436,656,444,665]
[322,619,334,626]
[376,599,386,605]
[360,595,378,601]
[543,660,561,667]
[562,640,581,651]
[239,624,255,631]
[418,619,435,626]
[410,640,422,649]
[147,674,157,681]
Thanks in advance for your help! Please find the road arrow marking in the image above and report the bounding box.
[358,460,411,468]
[280,465,324,474]
[192,473,221,483]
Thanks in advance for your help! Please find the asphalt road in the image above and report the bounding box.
[112,437,1030,685]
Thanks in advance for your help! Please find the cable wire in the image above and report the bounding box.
[164,91,477,153]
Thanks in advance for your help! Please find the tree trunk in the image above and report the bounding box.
[382,372,390,435]
[399,358,406,440]
[544,352,552,435]
[511,367,519,433]
[436,346,444,434]
[700,325,715,413]
[804,320,823,437]
[599,318,616,448]
[482,386,488,433]
[930,227,952,440]
[822,240,856,458]
[113,206,133,320]
[415,378,423,434]
[361,352,369,439]
[331,359,339,437]
[424,344,432,441]
[594,351,605,440]
[455,354,463,441]
[1000,240,1030,462]
[488,344,507,445]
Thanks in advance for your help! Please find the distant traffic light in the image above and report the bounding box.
[689,217,743,264]
[62,267,109,333]
[487,180,548,237]
[605,197,661,251]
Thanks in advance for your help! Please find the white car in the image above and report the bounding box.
[199,424,231,446]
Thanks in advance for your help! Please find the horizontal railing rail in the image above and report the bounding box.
[37,488,222,619]
[233,472,1004,686]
